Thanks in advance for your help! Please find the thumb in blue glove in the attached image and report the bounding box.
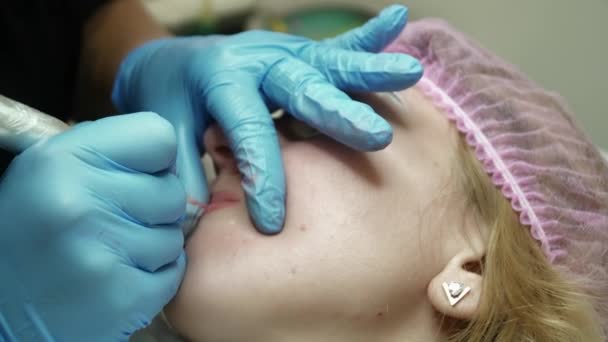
[0,113,186,341]
[113,5,422,235]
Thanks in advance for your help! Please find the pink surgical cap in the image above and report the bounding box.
[385,18,608,330]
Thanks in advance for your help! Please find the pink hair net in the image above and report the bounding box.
[385,18,608,332]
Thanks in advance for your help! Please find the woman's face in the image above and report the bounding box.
[166,88,464,341]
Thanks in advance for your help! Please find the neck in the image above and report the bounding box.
[268,298,447,342]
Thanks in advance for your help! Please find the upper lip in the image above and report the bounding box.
[209,190,241,204]
[190,190,241,217]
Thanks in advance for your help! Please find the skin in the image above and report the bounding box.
[165,88,486,342]
[76,0,170,119]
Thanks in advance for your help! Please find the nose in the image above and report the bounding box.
[203,123,291,173]
[203,124,235,173]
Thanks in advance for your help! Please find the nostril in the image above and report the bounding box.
[204,124,234,169]
[210,145,235,175]
[211,145,236,175]
[214,145,232,160]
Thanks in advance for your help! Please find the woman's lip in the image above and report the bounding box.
[190,191,240,214]
[210,191,241,204]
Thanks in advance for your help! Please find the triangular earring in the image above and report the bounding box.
[442,281,471,306]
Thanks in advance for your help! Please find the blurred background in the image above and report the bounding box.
[141,0,608,148]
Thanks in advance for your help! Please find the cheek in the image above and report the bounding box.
[281,145,433,300]
[166,143,438,339]
[281,142,385,221]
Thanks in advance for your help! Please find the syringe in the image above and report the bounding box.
[0,94,70,153]
[0,93,201,235]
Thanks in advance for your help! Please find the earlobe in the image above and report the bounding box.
[427,251,484,320]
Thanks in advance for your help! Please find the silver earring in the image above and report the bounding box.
[442,281,471,306]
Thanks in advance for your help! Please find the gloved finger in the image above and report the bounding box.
[101,218,184,273]
[302,45,423,92]
[263,58,392,151]
[66,112,177,174]
[322,5,409,52]
[133,251,186,320]
[174,123,210,236]
[205,77,285,234]
[94,171,186,226]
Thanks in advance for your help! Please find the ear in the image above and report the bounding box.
[427,250,484,320]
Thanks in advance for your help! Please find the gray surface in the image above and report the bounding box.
[402,0,608,148]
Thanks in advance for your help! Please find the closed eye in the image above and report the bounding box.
[273,109,321,141]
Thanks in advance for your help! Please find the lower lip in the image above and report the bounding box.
[200,191,240,214]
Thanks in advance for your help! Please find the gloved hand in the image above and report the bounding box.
[113,4,423,234]
[0,113,186,341]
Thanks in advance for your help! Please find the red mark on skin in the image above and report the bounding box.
[187,191,240,214]
[188,197,207,209]
[376,312,384,318]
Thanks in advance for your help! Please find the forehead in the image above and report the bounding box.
[273,88,460,177]
[355,89,458,143]
[369,88,461,190]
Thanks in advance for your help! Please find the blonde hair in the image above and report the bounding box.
[447,138,605,342]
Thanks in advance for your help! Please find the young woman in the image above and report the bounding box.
[150,18,607,342]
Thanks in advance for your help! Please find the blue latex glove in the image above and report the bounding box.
[0,113,186,341]
[113,5,423,234]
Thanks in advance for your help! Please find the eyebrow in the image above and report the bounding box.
[276,114,320,140]
[274,91,412,141]
[351,91,410,128]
